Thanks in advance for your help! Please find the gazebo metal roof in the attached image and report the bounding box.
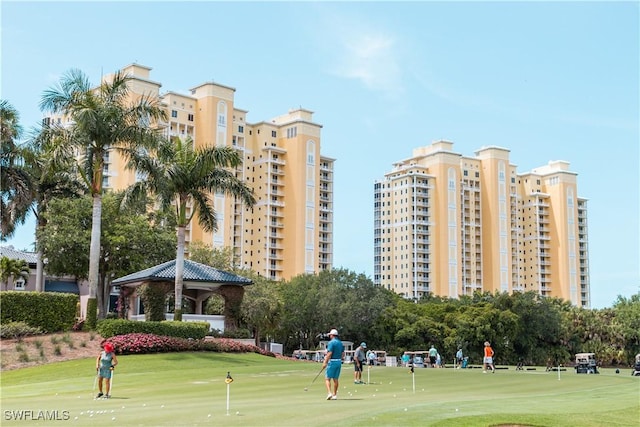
[112,259,253,290]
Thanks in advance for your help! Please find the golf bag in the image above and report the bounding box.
[461,357,469,369]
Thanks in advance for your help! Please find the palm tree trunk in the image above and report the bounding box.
[174,225,186,321]
[35,248,44,292]
[86,194,102,328]
[35,214,46,292]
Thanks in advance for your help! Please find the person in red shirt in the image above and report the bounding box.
[483,341,495,373]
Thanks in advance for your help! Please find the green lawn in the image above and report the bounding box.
[1,353,638,426]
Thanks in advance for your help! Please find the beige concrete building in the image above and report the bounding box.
[374,140,589,307]
[64,64,334,281]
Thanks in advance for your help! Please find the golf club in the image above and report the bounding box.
[304,366,325,391]
[108,367,115,398]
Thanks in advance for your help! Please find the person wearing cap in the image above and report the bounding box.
[96,342,118,398]
[353,342,367,384]
[322,328,344,400]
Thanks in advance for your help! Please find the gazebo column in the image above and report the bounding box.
[128,292,137,317]
[194,291,214,315]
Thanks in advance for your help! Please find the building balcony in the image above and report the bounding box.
[271,167,285,176]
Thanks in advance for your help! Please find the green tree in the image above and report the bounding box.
[188,241,237,270]
[39,194,176,316]
[0,256,30,290]
[277,269,397,354]
[612,294,640,365]
[240,272,282,346]
[124,136,255,321]
[0,100,32,240]
[39,69,167,328]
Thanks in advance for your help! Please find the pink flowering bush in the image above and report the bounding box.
[102,333,275,357]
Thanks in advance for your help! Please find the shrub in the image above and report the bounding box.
[221,328,251,339]
[0,291,77,332]
[97,319,208,340]
[86,299,97,330]
[103,333,275,357]
[0,321,43,339]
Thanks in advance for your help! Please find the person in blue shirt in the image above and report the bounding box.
[322,328,344,400]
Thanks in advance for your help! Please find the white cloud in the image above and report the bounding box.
[332,32,403,96]
[308,6,405,100]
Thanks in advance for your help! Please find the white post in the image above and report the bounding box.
[412,369,415,394]
[367,365,370,384]
[225,372,233,415]
[557,363,561,381]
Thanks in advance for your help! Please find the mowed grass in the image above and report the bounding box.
[1,353,638,426]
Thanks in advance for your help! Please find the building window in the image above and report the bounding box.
[188,114,194,122]
[272,130,277,137]
[238,125,244,133]
[14,278,26,290]
[171,110,178,118]
[463,170,468,176]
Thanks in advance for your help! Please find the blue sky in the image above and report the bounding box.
[2,1,638,309]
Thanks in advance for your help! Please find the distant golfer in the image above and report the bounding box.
[96,342,118,398]
[322,328,344,400]
[428,344,438,368]
[483,341,495,373]
[367,349,376,366]
[456,347,463,369]
[353,342,367,384]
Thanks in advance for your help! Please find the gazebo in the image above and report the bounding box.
[112,259,253,330]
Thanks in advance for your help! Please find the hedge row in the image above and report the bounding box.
[96,319,209,339]
[0,291,77,333]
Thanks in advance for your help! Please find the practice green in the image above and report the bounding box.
[1,353,638,426]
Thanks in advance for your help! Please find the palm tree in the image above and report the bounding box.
[39,69,167,326]
[0,256,30,291]
[20,126,85,291]
[1,99,32,240]
[126,136,255,320]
